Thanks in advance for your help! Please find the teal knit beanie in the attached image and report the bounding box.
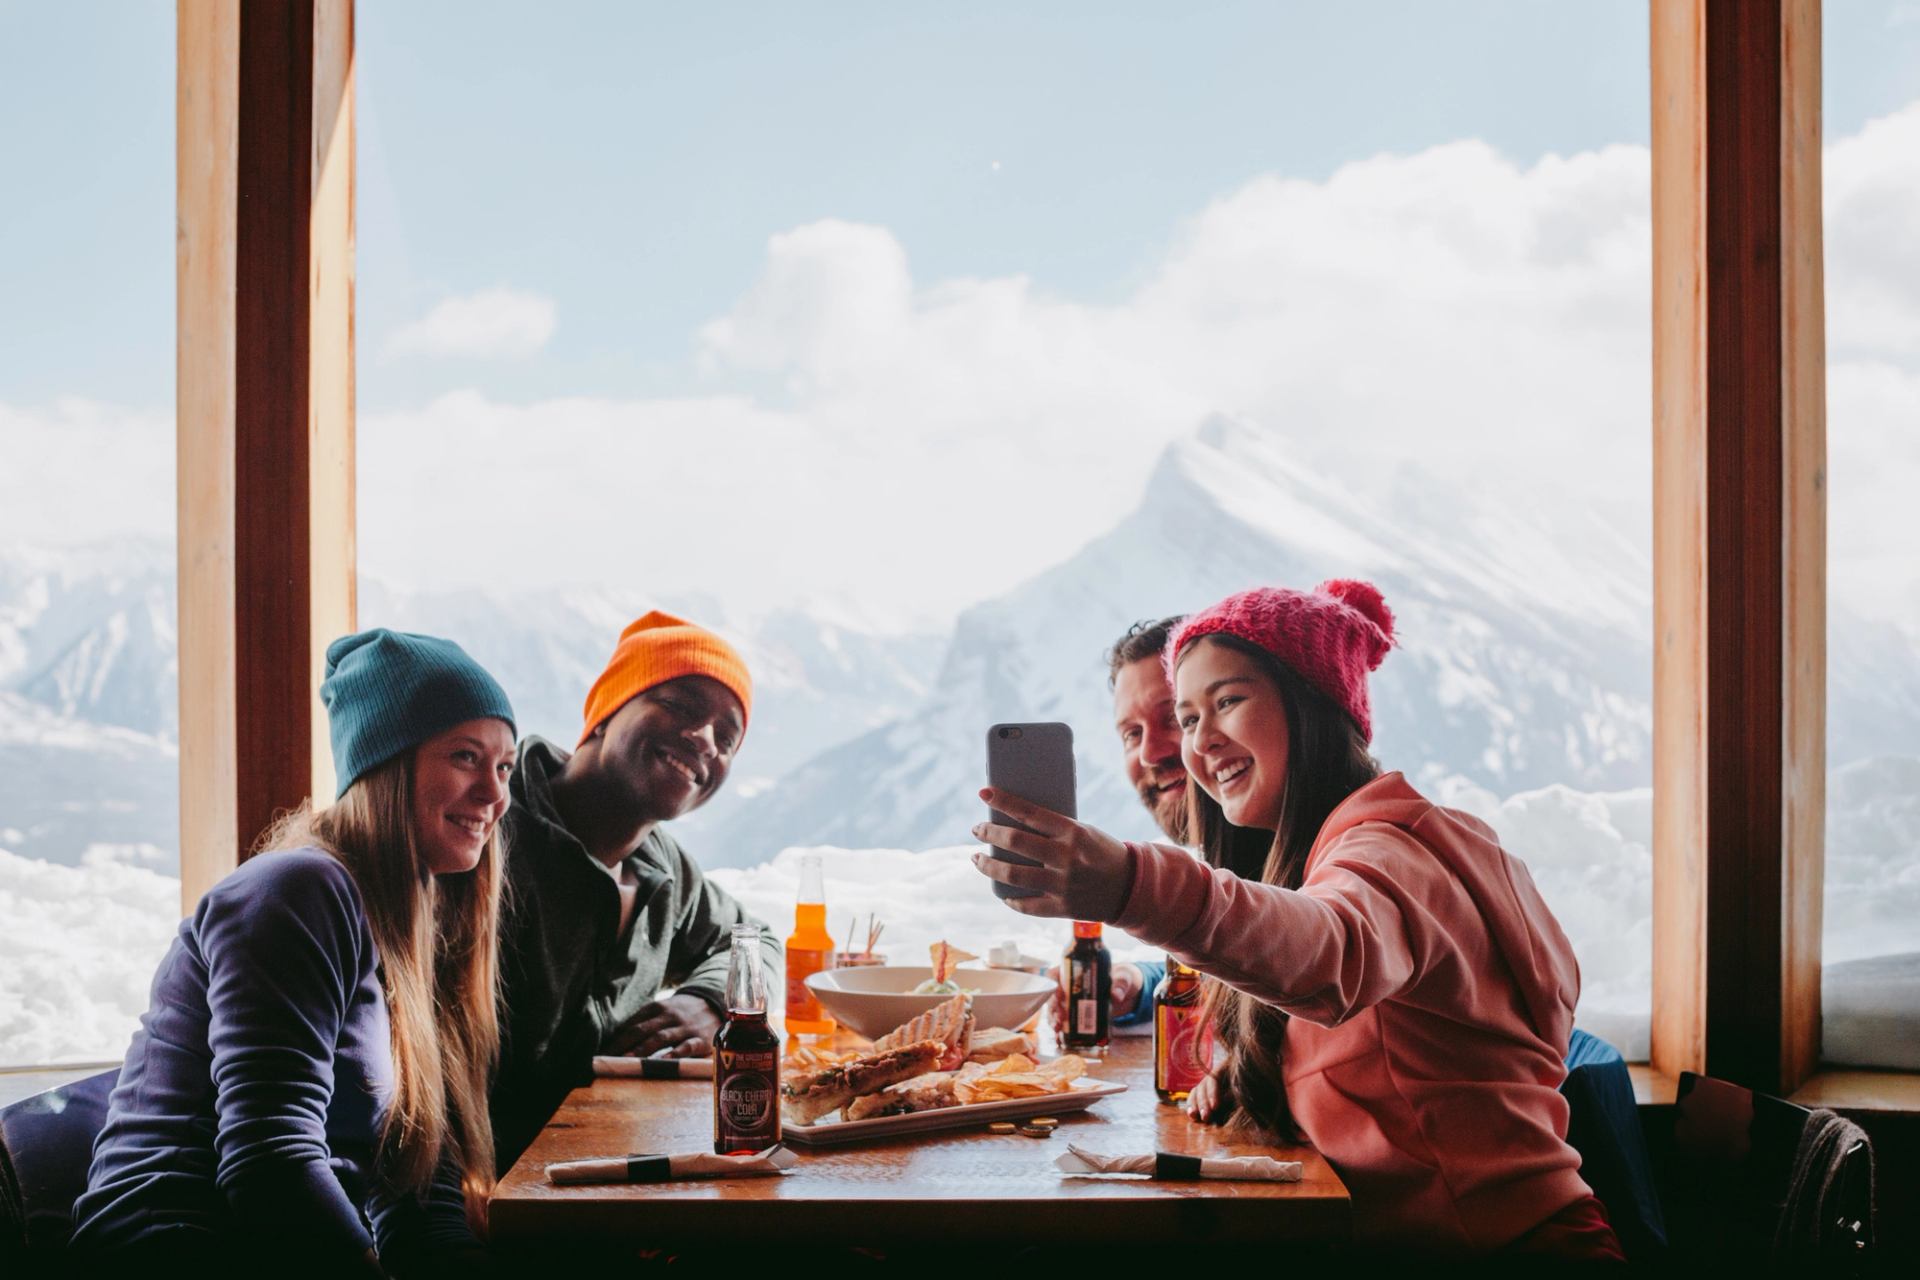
[320,629,517,797]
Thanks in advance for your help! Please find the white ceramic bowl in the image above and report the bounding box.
[803,965,1054,1040]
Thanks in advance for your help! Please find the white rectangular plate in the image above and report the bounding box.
[782,1077,1127,1147]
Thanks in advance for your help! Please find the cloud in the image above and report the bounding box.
[356,134,1663,615]
[1827,102,1920,362]
[0,399,174,547]
[1830,360,1920,629]
[0,846,178,1065]
[385,288,557,359]
[9,103,1917,630]
[698,220,914,393]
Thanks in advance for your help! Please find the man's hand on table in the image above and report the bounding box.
[1047,961,1145,1035]
[606,992,721,1058]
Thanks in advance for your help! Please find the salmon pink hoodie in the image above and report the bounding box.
[1114,771,1591,1251]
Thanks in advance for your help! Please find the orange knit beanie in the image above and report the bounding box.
[577,610,754,747]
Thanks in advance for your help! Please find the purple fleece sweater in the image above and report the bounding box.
[70,848,473,1265]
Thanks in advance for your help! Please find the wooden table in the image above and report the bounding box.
[491,1035,1350,1247]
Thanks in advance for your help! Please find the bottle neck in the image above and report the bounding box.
[725,928,766,1013]
[796,854,826,907]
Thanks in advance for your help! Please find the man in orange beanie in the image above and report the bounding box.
[489,611,780,1171]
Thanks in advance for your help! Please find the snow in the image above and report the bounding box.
[0,845,178,1067]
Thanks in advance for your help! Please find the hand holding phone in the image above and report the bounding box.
[973,793,1136,921]
[983,722,1076,901]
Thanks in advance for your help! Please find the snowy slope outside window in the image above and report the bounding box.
[0,6,180,1067]
[4,5,1919,1071]
[1819,9,1920,1070]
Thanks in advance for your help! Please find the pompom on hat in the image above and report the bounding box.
[320,629,517,798]
[1166,579,1396,742]
[578,610,754,747]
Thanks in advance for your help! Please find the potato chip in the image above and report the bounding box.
[1039,1055,1085,1085]
[974,1078,1052,1099]
[952,1051,1086,1103]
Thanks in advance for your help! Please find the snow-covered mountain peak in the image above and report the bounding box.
[705,415,1670,862]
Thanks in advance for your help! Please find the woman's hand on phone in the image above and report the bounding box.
[971,787,1133,921]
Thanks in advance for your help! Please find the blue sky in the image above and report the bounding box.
[4,1,1915,410]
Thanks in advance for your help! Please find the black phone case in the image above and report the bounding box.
[985,722,1076,901]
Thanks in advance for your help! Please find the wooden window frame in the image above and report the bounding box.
[176,0,355,908]
[1650,0,1826,1097]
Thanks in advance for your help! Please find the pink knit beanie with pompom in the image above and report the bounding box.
[1165,579,1396,742]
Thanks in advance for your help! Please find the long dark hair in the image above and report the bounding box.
[1178,633,1380,1140]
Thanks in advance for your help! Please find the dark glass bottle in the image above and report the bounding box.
[713,923,782,1154]
[1062,921,1111,1050]
[1153,957,1213,1103]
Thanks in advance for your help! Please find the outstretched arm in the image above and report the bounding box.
[1113,827,1436,1027]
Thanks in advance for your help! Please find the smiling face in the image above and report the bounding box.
[410,717,517,876]
[1174,637,1291,831]
[591,675,745,822]
[1112,656,1189,841]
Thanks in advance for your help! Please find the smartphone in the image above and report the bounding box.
[984,722,1076,901]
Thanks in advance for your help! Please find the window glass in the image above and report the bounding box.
[0,6,178,1067]
[1819,7,1920,1071]
[356,5,1662,1052]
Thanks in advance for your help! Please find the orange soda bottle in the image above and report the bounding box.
[783,852,836,1039]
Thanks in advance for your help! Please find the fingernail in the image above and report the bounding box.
[970,823,986,837]
[979,787,993,800]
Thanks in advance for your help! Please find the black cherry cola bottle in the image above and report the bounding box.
[714,923,782,1154]
[1153,957,1213,1103]
[1062,921,1111,1050]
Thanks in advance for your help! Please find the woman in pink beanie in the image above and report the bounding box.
[974,580,1622,1259]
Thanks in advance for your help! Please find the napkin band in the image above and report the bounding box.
[1153,1152,1204,1180]
[592,1055,715,1079]
[625,1155,673,1182]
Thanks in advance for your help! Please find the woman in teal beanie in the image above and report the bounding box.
[73,629,517,1275]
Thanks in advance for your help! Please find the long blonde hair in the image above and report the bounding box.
[258,752,502,1212]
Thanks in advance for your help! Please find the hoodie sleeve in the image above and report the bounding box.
[658,835,782,1011]
[1113,827,1461,1028]
[199,853,378,1257]
[366,1152,487,1277]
